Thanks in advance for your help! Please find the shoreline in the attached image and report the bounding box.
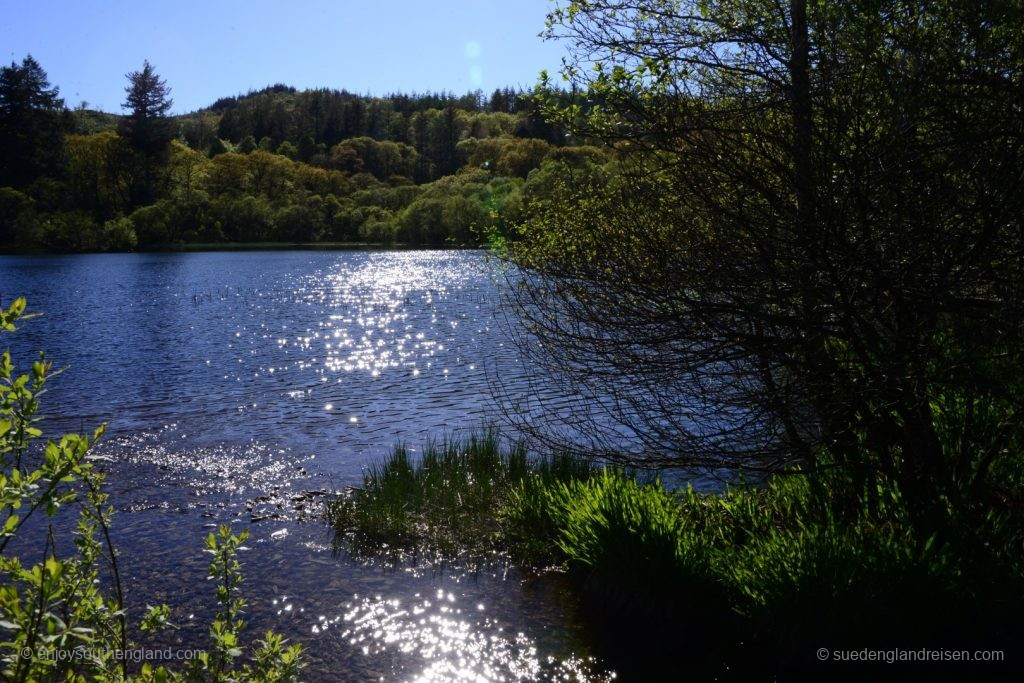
[0,241,487,255]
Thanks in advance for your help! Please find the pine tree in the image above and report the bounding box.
[119,60,174,206]
[119,60,174,156]
[0,55,68,187]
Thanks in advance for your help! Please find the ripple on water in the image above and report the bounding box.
[90,426,328,522]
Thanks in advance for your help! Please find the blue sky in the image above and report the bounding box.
[1,0,569,114]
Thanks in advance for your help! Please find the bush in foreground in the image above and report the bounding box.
[0,298,303,681]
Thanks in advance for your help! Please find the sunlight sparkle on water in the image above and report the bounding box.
[274,253,497,426]
[336,593,614,682]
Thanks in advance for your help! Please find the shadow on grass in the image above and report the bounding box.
[326,431,1024,681]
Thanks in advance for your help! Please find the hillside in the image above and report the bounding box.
[3,66,603,252]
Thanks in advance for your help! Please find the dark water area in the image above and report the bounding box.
[0,250,615,681]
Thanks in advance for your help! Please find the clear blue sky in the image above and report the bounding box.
[0,0,569,114]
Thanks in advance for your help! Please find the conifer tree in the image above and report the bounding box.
[120,59,174,156]
[0,55,68,187]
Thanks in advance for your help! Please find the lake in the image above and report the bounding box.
[0,250,614,680]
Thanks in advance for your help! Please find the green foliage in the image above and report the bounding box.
[0,188,38,247]
[207,138,229,157]
[65,131,130,220]
[330,203,393,243]
[459,137,553,178]
[120,60,174,157]
[237,135,257,154]
[41,210,102,252]
[0,299,303,681]
[493,138,551,178]
[102,217,138,251]
[71,108,119,136]
[177,526,303,682]
[512,470,725,615]
[274,197,326,242]
[0,52,581,253]
[397,195,479,246]
[514,1,1024,547]
[328,431,595,562]
[328,137,418,182]
[208,195,274,243]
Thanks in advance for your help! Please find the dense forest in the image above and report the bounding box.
[0,56,607,251]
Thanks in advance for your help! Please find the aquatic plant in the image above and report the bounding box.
[327,430,595,562]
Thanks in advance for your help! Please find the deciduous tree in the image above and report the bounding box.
[508,0,1024,531]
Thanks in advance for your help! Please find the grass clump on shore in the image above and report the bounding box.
[508,462,1022,676]
[327,430,595,561]
[504,470,723,609]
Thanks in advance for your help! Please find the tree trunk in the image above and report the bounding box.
[790,0,814,230]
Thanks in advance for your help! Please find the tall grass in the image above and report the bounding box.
[327,430,594,561]
[505,471,724,612]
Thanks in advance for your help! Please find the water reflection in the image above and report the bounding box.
[0,250,618,680]
[92,427,323,522]
[339,592,613,682]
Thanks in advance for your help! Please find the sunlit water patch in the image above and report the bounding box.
[90,426,327,521]
[338,592,614,682]
[0,250,618,679]
[1,251,534,473]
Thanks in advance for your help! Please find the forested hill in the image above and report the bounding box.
[188,84,564,167]
[1,58,606,252]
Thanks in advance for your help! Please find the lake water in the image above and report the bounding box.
[0,250,614,681]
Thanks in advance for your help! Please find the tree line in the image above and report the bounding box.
[0,57,585,251]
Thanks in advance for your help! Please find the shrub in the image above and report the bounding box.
[102,217,138,251]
